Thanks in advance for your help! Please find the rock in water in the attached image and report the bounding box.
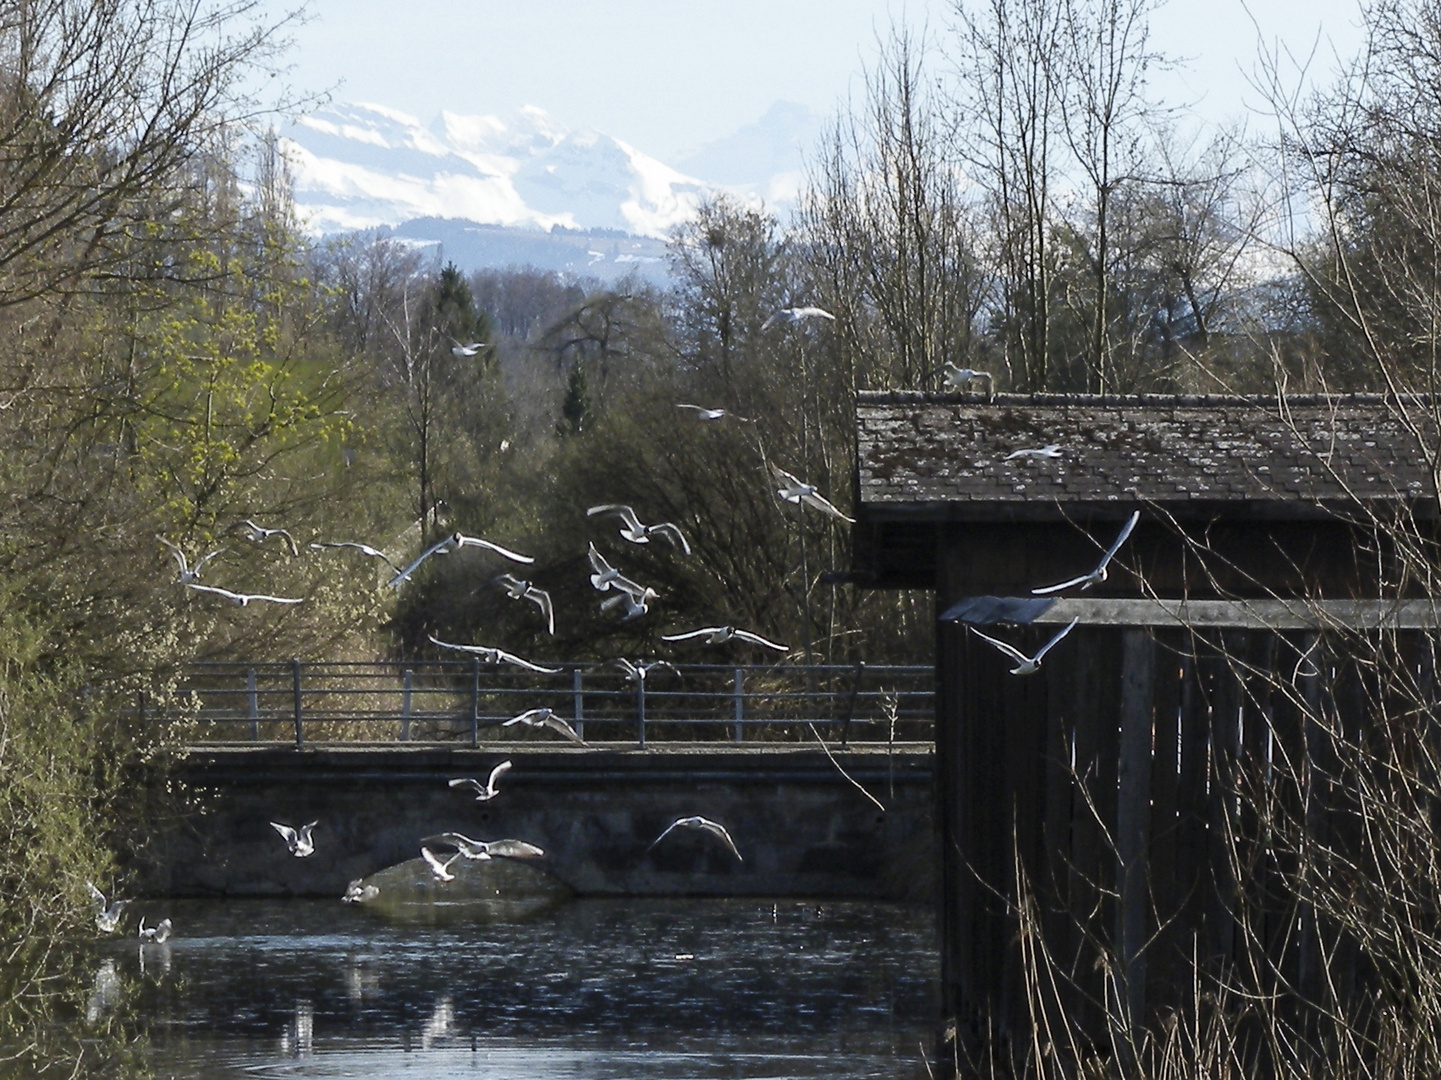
[343,853,572,923]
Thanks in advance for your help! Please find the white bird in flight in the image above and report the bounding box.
[451,341,488,357]
[309,541,401,573]
[502,707,587,746]
[421,832,546,861]
[138,917,173,944]
[1031,511,1141,595]
[427,634,562,673]
[86,882,130,933]
[271,820,318,857]
[236,519,300,556]
[662,625,788,652]
[772,467,855,523]
[421,845,462,881]
[388,532,534,587]
[761,306,835,330]
[969,618,1080,676]
[676,403,751,422]
[587,542,627,591]
[587,504,692,555]
[942,363,993,391]
[156,536,224,584]
[187,583,304,606]
[600,582,658,621]
[648,816,744,862]
[493,574,555,635]
[1004,444,1062,461]
[612,657,679,683]
[448,760,512,802]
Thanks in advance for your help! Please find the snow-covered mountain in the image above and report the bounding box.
[281,102,714,240]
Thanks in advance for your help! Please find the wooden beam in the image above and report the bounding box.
[1030,598,1441,630]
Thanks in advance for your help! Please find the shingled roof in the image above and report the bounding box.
[857,392,1439,521]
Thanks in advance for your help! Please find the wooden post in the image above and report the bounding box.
[1116,629,1155,1032]
[732,667,744,743]
[291,659,303,749]
[840,660,866,748]
[636,678,647,749]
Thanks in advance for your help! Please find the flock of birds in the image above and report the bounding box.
[102,307,1133,940]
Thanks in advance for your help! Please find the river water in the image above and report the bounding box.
[92,897,937,1078]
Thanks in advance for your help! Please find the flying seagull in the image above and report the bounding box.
[969,618,1080,676]
[421,845,462,882]
[772,467,855,523]
[309,540,401,573]
[1004,444,1062,461]
[270,820,318,857]
[612,657,679,684]
[187,583,304,606]
[648,816,744,862]
[451,341,488,357]
[587,504,692,554]
[156,536,224,584]
[427,634,562,673]
[586,542,627,592]
[448,760,512,802]
[421,832,545,861]
[388,531,534,588]
[761,306,835,330]
[138,917,173,944]
[86,882,130,933]
[236,519,300,556]
[942,363,993,391]
[600,581,658,621]
[676,403,751,422]
[493,574,555,635]
[502,707,587,746]
[1032,511,1141,595]
[662,625,788,652]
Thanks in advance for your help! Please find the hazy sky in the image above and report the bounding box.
[268,0,1369,164]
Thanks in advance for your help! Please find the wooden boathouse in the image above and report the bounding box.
[852,392,1441,1064]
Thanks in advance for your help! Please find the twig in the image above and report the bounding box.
[807,722,885,812]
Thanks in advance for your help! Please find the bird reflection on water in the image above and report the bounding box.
[120,896,936,1079]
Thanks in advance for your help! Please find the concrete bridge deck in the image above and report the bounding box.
[136,743,937,903]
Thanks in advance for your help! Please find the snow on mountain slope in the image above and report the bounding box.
[281,102,713,239]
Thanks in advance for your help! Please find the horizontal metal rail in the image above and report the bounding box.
[137,660,935,749]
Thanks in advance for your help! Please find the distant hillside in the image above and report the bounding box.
[384,218,671,285]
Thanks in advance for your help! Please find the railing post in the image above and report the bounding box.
[840,660,865,749]
[469,657,481,748]
[636,677,646,750]
[733,667,744,743]
[572,667,584,741]
[401,669,413,742]
[291,659,303,749]
[247,668,259,742]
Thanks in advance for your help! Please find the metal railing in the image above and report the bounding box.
[139,660,935,748]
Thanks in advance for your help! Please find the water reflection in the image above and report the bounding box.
[104,897,935,1078]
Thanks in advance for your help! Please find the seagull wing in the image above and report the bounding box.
[387,536,450,587]
[193,547,226,574]
[648,819,686,850]
[245,593,305,605]
[697,818,744,861]
[650,522,691,555]
[274,529,299,557]
[420,832,473,851]
[1033,618,1080,664]
[486,839,545,859]
[968,626,1031,665]
[420,846,457,878]
[493,572,525,594]
[661,627,720,643]
[186,582,243,603]
[493,649,562,674]
[485,759,513,793]
[587,504,643,531]
[541,714,587,745]
[156,536,188,575]
[799,490,855,523]
[503,708,550,727]
[427,635,494,659]
[526,586,555,635]
[612,657,640,679]
[453,534,534,564]
[448,777,484,795]
[1096,510,1141,572]
[731,628,789,651]
[86,881,107,913]
[1031,574,1094,596]
[270,821,298,848]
